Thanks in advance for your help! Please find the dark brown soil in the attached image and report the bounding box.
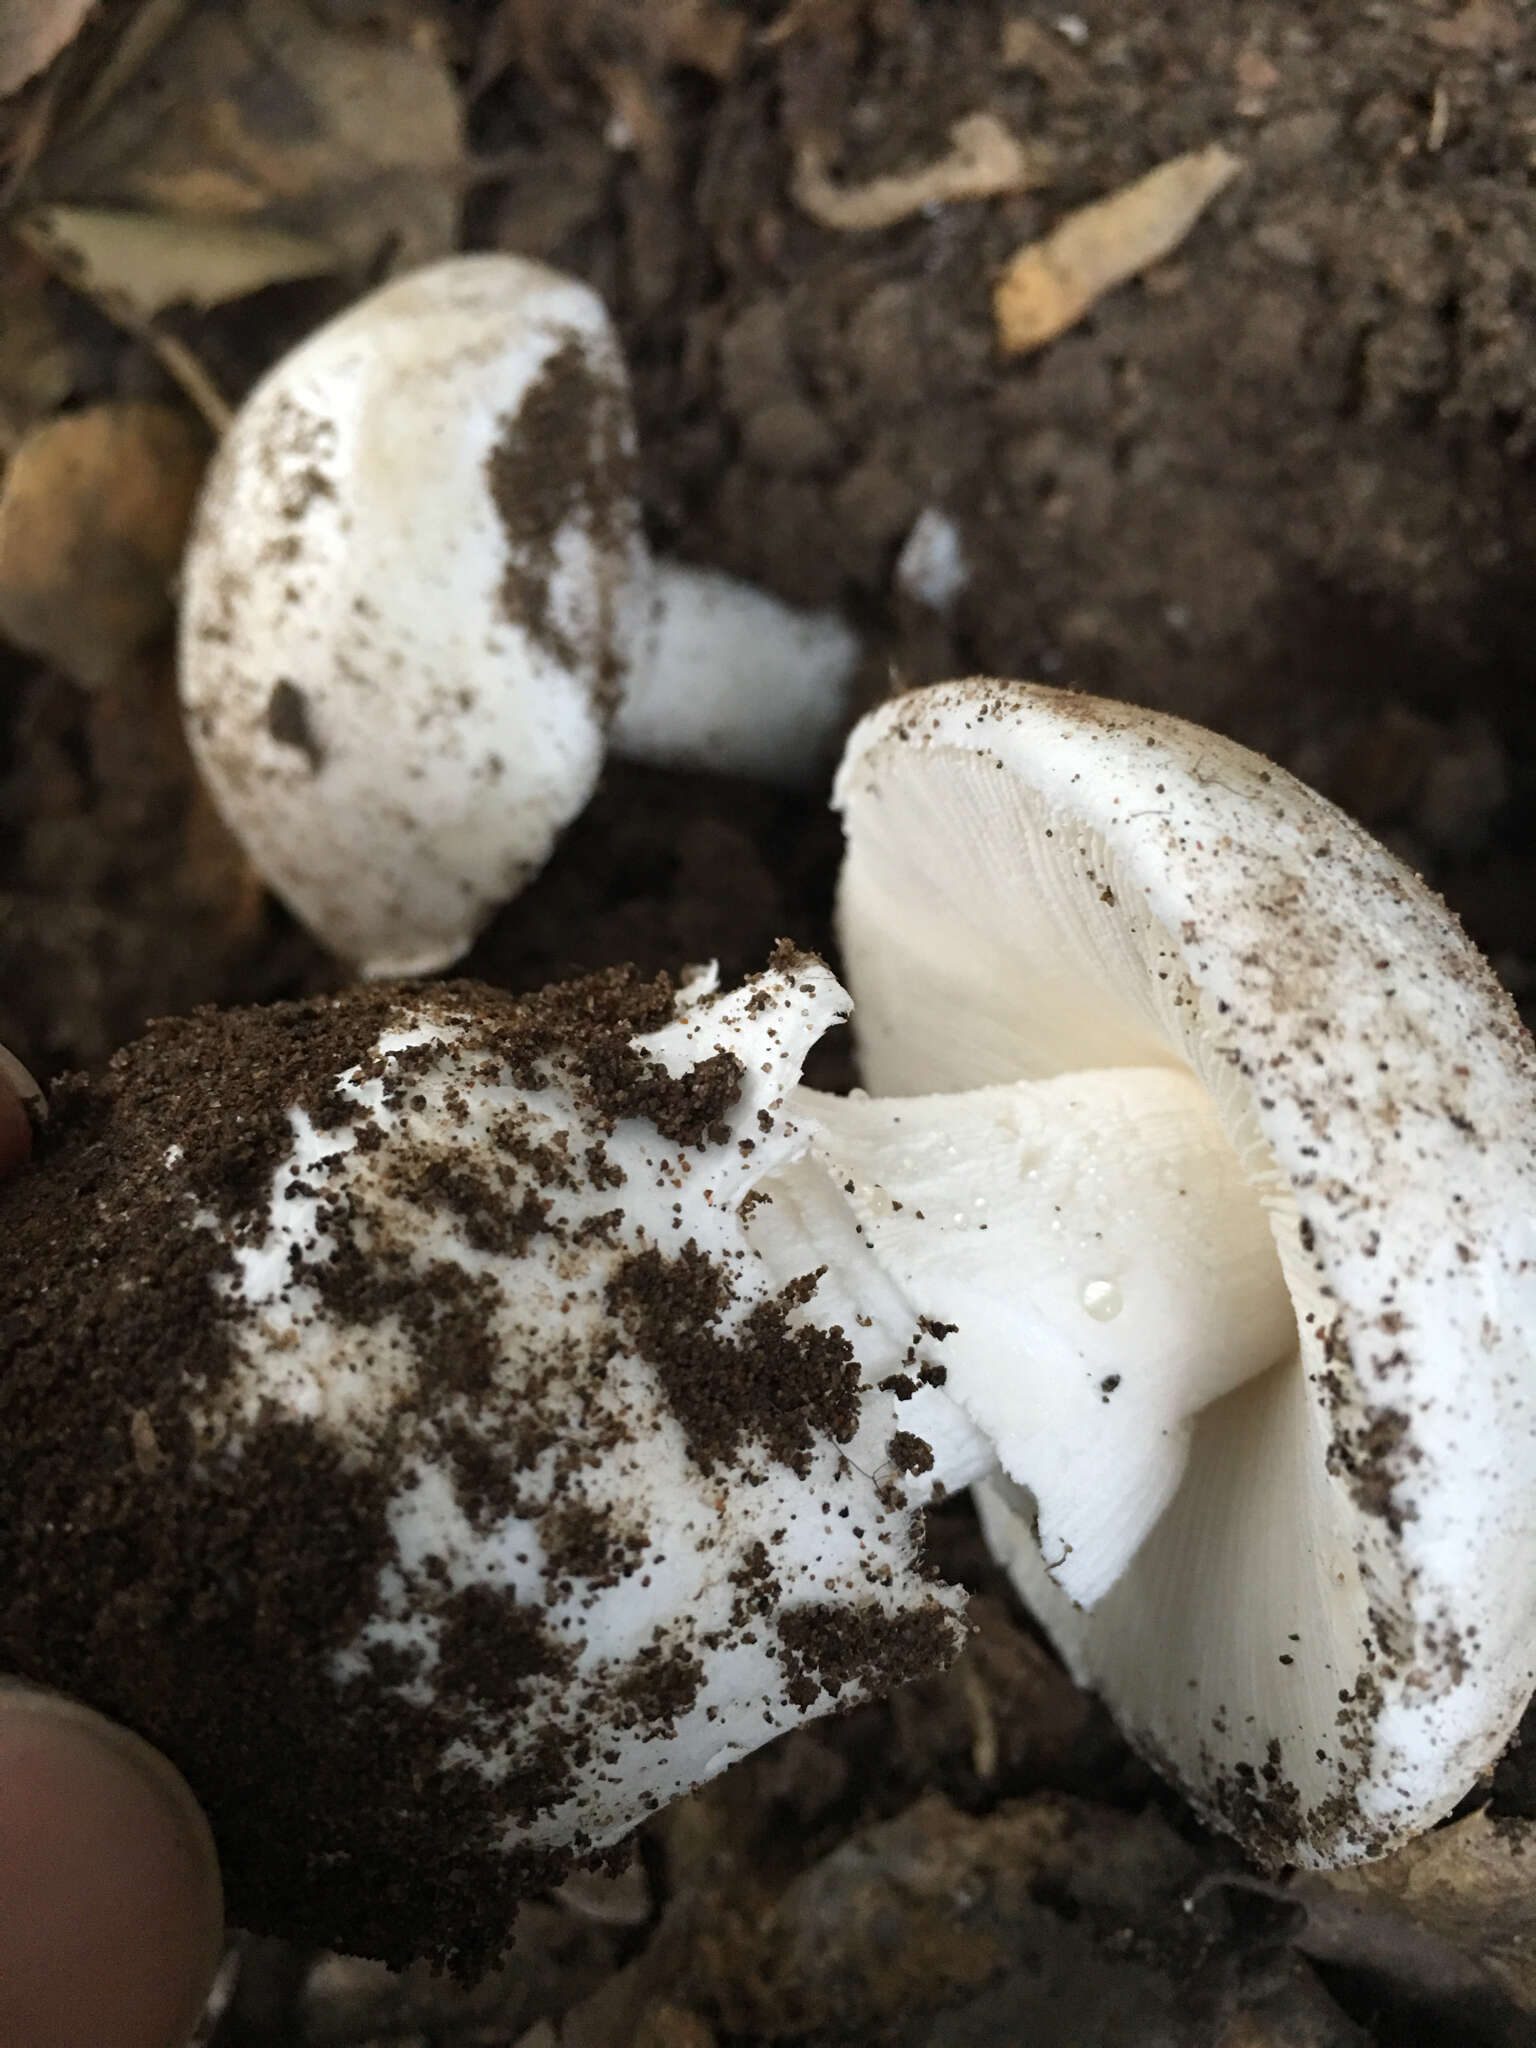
[2,0,1534,2040]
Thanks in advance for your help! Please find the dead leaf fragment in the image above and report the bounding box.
[0,0,95,97]
[33,0,463,270]
[658,0,748,80]
[1303,1811,1536,2013]
[1424,1,1520,55]
[0,402,208,688]
[995,144,1243,355]
[794,113,1053,233]
[762,0,856,48]
[18,204,337,321]
[999,17,1097,100]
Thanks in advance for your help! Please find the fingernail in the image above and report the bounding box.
[0,1683,224,2048]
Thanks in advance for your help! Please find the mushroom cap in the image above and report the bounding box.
[0,956,961,1971]
[178,254,652,977]
[833,677,1536,1867]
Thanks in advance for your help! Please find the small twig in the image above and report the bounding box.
[1427,81,1451,153]
[137,322,233,435]
[959,1655,1000,1782]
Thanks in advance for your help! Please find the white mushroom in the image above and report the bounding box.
[178,255,860,978]
[10,674,1529,1968]
[0,950,961,1971]
[797,677,1536,1869]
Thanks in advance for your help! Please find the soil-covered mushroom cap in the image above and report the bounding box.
[833,677,1536,1868]
[0,955,962,1973]
[178,254,650,978]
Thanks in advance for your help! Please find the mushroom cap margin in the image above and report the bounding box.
[833,676,1536,1867]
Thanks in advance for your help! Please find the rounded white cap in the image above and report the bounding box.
[834,678,1536,1867]
[179,255,653,976]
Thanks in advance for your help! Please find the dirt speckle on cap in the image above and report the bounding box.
[485,337,640,720]
[266,678,325,773]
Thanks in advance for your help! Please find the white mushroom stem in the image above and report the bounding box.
[178,255,861,975]
[615,560,860,786]
[786,1068,1297,1606]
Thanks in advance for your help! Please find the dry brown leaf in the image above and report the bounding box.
[1305,1811,1536,2013]
[794,112,1052,233]
[995,144,1243,355]
[0,0,95,97]
[58,0,194,141]
[0,401,208,688]
[0,248,81,453]
[33,0,462,270]
[659,0,748,80]
[18,203,336,319]
[594,60,674,184]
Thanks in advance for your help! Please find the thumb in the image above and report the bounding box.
[0,1683,224,2048]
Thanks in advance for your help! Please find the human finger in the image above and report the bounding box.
[0,1683,224,2048]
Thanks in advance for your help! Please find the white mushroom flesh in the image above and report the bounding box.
[179,254,652,977]
[179,955,964,1856]
[830,679,1536,1868]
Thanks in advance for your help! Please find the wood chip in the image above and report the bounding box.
[994,144,1243,356]
[18,204,337,321]
[794,113,1052,234]
[130,1408,164,1478]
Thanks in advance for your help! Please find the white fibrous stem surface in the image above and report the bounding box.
[787,1072,1297,1606]
[613,559,861,787]
[181,957,965,1858]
